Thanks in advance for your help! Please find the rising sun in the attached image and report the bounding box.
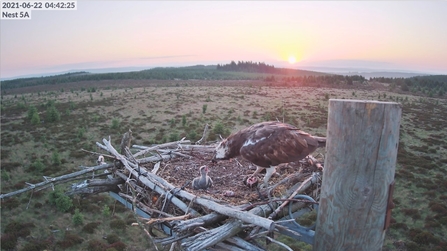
[288,55,296,64]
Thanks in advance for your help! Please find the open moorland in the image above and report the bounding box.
[1,72,447,250]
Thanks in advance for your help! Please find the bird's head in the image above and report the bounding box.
[213,139,230,161]
[97,155,105,165]
[199,165,209,174]
[244,176,259,188]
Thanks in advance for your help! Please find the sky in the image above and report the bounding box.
[1,1,447,79]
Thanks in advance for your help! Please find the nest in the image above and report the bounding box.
[75,135,324,251]
[143,150,323,207]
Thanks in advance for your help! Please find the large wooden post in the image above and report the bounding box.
[314,100,401,251]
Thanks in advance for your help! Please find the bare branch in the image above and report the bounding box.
[196,123,210,145]
[133,139,191,158]
[0,163,114,199]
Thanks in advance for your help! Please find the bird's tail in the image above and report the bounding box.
[313,136,326,147]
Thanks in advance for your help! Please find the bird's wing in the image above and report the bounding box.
[191,177,200,189]
[240,126,316,167]
[206,176,213,187]
[262,122,311,149]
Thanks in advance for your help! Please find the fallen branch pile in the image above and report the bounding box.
[91,130,323,250]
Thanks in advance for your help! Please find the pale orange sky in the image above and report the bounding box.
[1,1,447,78]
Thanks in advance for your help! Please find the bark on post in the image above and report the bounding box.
[314,100,401,251]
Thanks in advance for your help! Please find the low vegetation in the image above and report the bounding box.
[1,67,446,250]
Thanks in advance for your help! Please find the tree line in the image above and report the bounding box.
[216,60,329,77]
[217,61,276,73]
[2,63,445,96]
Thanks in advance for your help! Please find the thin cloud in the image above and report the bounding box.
[138,55,196,60]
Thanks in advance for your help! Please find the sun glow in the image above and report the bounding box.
[288,55,296,64]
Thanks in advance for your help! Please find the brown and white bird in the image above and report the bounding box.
[191,166,213,190]
[213,121,326,188]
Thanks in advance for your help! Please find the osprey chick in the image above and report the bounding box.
[192,166,213,190]
[213,121,326,188]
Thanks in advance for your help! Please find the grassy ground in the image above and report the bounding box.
[1,80,446,250]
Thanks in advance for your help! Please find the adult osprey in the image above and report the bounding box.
[213,121,326,188]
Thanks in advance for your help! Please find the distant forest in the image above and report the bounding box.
[217,60,326,76]
[217,61,276,73]
[1,62,446,97]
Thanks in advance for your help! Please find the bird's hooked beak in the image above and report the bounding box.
[212,143,221,163]
[212,150,228,163]
[212,140,228,163]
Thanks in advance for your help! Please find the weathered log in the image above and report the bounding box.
[194,197,276,230]
[181,218,243,251]
[29,172,111,194]
[0,163,114,199]
[87,178,124,186]
[66,185,120,196]
[133,138,191,158]
[177,144,216,152]
[66,177,124,196]
[133,144,216,153]
[138,154,175,164]
[155,233,195,246]
[157,149,192,159]
[172,212,227,233]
